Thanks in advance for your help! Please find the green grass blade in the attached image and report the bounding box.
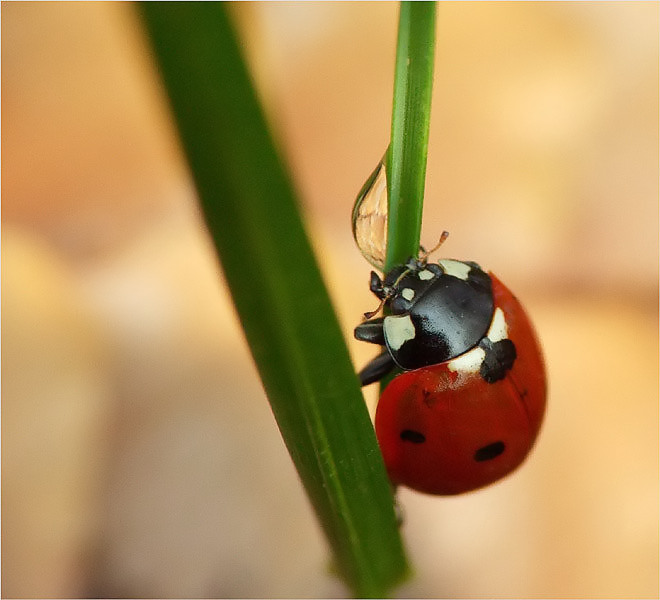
[386,1,437,271]
[139,3,409,597]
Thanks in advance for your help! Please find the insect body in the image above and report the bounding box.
[355,253,546,495]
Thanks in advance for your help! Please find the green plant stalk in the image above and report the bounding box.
[139,3,408,597]
[385,1,437,272]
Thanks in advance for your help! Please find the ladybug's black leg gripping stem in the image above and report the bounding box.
[354,318,385,345]
[355,318,394,385]
[358,350,396,387]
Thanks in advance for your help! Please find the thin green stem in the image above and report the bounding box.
[385,1,437,272]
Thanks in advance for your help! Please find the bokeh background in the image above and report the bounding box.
[2,2,658,598]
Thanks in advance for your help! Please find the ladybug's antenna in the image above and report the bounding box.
[419,230,449,265]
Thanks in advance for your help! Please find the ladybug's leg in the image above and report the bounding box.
[358,350,396,386]
[354,317,385,345]
[355,318,396,385]
[369,272,386,299]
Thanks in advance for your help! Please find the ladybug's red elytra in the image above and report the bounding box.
[355,249,546,495]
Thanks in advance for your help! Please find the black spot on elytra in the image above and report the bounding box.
[400,429,426,444]
[479,338,516,383]
[474,441,506,462]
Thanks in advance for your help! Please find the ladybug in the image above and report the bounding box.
[355,242,546,495]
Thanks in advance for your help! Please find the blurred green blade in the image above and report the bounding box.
[139,3,408,597]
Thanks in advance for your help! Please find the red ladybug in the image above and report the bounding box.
[355,251,546,495]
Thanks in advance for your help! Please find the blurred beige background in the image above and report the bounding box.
[2,2,658,598]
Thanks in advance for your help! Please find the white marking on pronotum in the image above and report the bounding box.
[438,259,471,280]
[486,307,508,342]
[418,269,435,280]
[401,288,415,301]
[448,346,486,374]
[383,314,416,351]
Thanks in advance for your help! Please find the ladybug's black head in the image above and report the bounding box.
[389,263,443,314]
[376,261,443,315]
